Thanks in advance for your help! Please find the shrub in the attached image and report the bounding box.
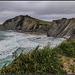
[0,46,66,74]
[55,40,75,57]
[69,65,75,72]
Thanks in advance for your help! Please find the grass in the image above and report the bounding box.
[33,18,51,26]
[54,40,75,58]
[0,40,75,74]
[0,46,66,74]
[32,18,51,31]
[73,59,75,62]
[69,65,75,72]
[33,18,51,30]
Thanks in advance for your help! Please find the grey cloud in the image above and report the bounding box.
[0,1,75,23]
[36,2,75,14]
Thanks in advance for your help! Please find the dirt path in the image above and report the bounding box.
[62,56,75,74]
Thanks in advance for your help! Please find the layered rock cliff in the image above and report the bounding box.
[47,18,75,37]
[0,15,50,33]
[0,15,75,37]
[67,35,75,41]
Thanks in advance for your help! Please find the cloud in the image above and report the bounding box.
[0,1,75,23]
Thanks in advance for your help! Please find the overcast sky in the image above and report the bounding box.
[0,1,75,24]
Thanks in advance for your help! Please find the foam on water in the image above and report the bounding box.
[0,30,66,69]
[0,31,40,59]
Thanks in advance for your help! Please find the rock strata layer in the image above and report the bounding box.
[0,15,50,33]
[47,18,75,37]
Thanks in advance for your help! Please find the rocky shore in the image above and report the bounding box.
[19,31,47,35]
[0,15,75,41]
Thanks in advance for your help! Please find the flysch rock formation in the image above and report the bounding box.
[47,18,75,37]
[67,35,75,41]
[0,15,50,33]
[0,15,75,38]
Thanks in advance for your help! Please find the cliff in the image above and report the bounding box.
[0,15,75,37]
[0,15,51,33]
[67,35,75,41]
[47,18,75,37]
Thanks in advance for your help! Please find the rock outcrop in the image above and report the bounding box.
[47,18,75,37]
[0,15,75,37]
[0,15,50,33]
[67,35,75,41]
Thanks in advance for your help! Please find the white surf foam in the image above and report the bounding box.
[0,31,42,59]
[0,30,66,69]
[0,30,66,59]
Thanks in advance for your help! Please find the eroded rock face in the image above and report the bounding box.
[47,18,75,37]
[0,15,38,31]
[0,15,49,33]
[1,15,75,37]
[67,35,75,41]
[0,25,5,30]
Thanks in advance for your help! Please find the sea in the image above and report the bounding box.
[0,30,66,69]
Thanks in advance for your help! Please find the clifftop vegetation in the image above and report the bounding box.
[0,40,75,74]
[33,18,50,26]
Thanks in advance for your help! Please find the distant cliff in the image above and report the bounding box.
[47,18,75,37]
[0,15,51,33]
[0,15,75,37]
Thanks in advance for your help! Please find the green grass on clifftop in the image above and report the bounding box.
[33,18,51,26]
[0,40,75,74]
[0,46,66,74]
[54,40,75,58]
